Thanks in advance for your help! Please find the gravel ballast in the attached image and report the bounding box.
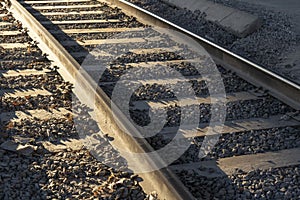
[175,165,300,200]
[127,0,299,82]
[0,3,153,199]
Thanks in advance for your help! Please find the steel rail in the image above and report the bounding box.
[111,0,300,110]
[9,0,300,199]
[9,0,196,199]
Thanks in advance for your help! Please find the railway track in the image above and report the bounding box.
[1,0,300,199]
[0,2,150,200]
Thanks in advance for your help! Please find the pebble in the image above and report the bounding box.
[0,3,151,199]
[169,125,299,164]
[175,165,300,199]
[3,1,297,199]
[128,0,298,80]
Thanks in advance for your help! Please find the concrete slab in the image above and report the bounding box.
[220,10,262,37]
[204,3,235,22]
[167,0,193,10]
[190,0,212,12]
[238,0,300,33]
[237,0,300,85]
[165,0,262,37]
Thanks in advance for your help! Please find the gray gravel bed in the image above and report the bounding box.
[170,126,300,164]
[0,24,19,31]
[191,75,255,94]
[99,63,255,101]
[0,93,72,112]
[99,61,230,83]
[112,52,191,64]
[101,75,254,100]
[212,0,298,71]
[0,149,146,199]
[0,5,152,199]
[101,82,174,100]
[128,0,236,46]
[60,45,87,54]
[168,63,229,77]
[131,97,292,127]
[0,13,15,23]
[0,102,148,199]
[0,34,31,43]
[225,97,292,120]
[127,0,298,76]
[0,47,43,60]
[0,16,22,31]
[0,13,26,32]
[0,118,78,144]
[0,73,67,91]
[99,60,214,82]
[0,60,52,70]
[174,165,300,199]
[204,126,300,159]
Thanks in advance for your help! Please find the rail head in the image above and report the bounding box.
[9,0,196,199]
[112,0,300,110]
[8,0,300,199]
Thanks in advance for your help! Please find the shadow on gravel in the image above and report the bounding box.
[0,105,81,198]
[0,109,136,198]
[172,159,258,199]
[20,1,89,65]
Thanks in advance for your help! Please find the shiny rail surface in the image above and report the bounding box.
[5,0,300,199]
